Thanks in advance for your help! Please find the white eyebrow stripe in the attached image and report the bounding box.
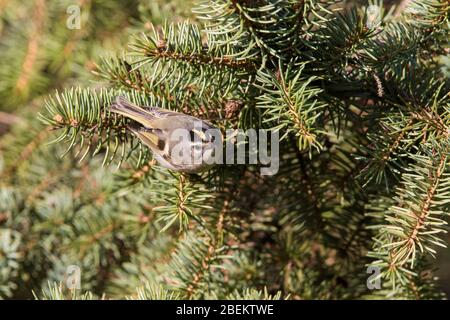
[192,129,207,140]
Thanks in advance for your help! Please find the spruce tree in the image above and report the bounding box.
[0,0,449,300]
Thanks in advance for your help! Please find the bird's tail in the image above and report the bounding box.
[110,96,154,128]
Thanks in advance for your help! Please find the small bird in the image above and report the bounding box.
[110,96,221,172]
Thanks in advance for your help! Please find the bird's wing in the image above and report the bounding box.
[110,96,157,128]
[128,125,165,152]
[128,125,184,171]
[111,96,184,127]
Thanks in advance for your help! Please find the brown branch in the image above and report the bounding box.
[389,148,448,269]
[15,0,46,95]
[186,243,216,299]
[150,47,256,71]
[411,108,450,140]
[25,169,63,205]
[278,75,316,146]
[78,223,117,257]
[50,112,129,135]
[1,128,50,180]
[381,125,410,162]
[177,173,187,220]
[0,112,23,126]
[406,152,447,246]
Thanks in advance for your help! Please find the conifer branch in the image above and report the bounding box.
[368,144,450,286]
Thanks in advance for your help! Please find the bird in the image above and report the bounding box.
[110,96,222,172]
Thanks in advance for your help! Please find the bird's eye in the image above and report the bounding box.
[157,139,165,151]
[189,130,196,142]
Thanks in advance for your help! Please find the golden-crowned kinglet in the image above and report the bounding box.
[111,96,222,172]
